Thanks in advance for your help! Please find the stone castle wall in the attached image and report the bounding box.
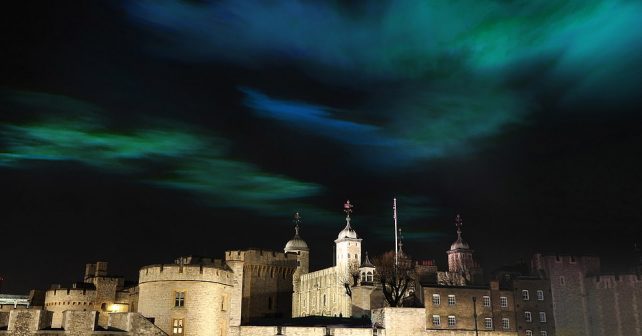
[138,264,233,336]
[45,288,96,328]
[585,274,642,336]
[225,249,297,323]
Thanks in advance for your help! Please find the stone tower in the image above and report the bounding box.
[284,212,309,317]
[335,200,362,273]
[446,214,477,277]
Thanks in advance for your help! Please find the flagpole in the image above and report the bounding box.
[394,197,398,267]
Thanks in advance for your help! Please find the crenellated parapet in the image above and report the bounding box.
[139,263,234,286]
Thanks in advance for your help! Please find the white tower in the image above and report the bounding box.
[335,200,362,272]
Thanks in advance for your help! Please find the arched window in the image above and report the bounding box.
[361,272,366,282]
[367,271,373,282]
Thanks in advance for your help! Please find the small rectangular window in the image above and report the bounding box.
[522,290,530,300]
[502,318,510,330]
[482,296,491,307]
[174,292,185,307]
[559,276,565,286]
[539,312,547,323]
[525,311,532,322]
[432,294,440,305]
[432,315,441,326]
[500,296,508,308]
[537,290,544,301]
[448,295,456,305]
[448,315,456,327]
[484,318,493,329]
[172,319,184,335]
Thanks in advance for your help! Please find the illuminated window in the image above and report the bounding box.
[525,311,532,322]
[539,312,547,323]
[432,315,441,326]
[537,290,544,301]
[448,295,456,305]
[172,319,184,335]
[482,296,491,307]
[174,292,185,307]
[484,318,493,329]
[526,330,533,336]
[522,290,530,300]
[500,296,508,308]
[448,315,456,327]
[432,294,440,305]
[502,318,510,329]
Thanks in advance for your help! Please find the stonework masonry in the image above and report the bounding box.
[532,253,641,336]
[137,263,234,336]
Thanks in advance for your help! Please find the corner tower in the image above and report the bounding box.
[285,212,309,317]
[446,214,483,284]
[335,200,362,272]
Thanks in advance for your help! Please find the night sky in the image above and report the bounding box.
[1,1,641,294]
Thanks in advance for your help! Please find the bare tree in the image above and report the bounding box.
[339,259,361,298]
[373,251,416,307]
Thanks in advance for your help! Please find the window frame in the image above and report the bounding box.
[525,311,532,322]
[502,317,510,330]
[482,296,491,307]
[537,290,544,301]
[432,294,441,306]
[432,315,441,326]
[484,318,493,329]
[172,319,184,335]
[447,294,456,306]
[539,312,547,323]
[522,290,530,301]
[500,296,508,308]
[174,291,186,308]
[447,315,456,327]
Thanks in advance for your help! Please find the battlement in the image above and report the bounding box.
[589,273,642,288]
[301,266,338,281]
[139,264,234,285]
[45,288,96,296]
[225,249,297,267]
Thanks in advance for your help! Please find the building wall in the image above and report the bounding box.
[422,285,516,333]
[44,288,96,328]
[585,274,642,336]
[137,264,233,336]
[298,266,351,317]
[290,250,310,318]
[511,278,555,336]
[531,254,599,336]
[225,249,297,323]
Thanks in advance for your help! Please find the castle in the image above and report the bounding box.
[0,201,640,336]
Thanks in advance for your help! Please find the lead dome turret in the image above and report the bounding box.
[284,212,309,252]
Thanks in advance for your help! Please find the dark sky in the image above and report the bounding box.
[1,1,641,293]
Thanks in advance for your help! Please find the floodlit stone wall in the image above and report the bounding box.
[138,264,233,336]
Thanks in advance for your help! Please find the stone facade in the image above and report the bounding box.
[137,261,234,336]
[532,253,642,336]
[44,262,135,328]
[0,308,166,336]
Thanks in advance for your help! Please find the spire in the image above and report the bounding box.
[455,214,463,239]
[344,200,354,225]
[361,251,375,268]
[293,211,301,237]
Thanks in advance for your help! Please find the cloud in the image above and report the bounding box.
[0,91,321,216]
